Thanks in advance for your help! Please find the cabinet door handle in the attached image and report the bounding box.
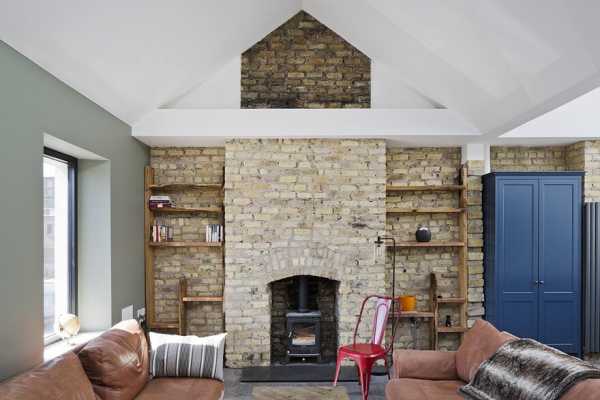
[539,280,545,285]
[534,280,539,284]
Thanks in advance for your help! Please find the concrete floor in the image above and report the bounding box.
[223,368,388,400]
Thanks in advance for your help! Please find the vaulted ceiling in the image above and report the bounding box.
[2,0,600,140]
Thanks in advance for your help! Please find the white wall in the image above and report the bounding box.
[165,56,241,109]
[371,61,439,109]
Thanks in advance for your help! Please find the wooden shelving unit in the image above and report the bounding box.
[386,207,464,214]
[152,206,222,214]
[395,311,435,319]
[388,241,465,248]
[178,278,224,335]
[149,183,222,192]
[436,326,468,333]
[144,166,225,334]
[436,297,465,304]
[387,184,464,192]
[386,165,469,349]
[149,241,222,248]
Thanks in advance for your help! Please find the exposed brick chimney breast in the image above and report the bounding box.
[241,11,371,109]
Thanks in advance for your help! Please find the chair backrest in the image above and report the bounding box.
[353,295,394,347]
[371,297,392,345]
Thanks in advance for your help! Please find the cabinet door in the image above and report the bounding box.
[497,178,539,339]
[538,177,581,354]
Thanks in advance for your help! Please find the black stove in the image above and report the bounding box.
[285,276,322,362]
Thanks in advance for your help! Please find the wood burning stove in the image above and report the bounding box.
[285,276,321,362]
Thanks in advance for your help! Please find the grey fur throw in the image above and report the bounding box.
[459,338,600,400]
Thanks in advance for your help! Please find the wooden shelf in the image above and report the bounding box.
[386,207,464,214]
[436,297,466,304]
[145,165,226,337]
[387,184,465,192]
[384,166,469,350]
[149,183,222,191]
[149,241,222,248]
[150,206,222,214]
[388,241,465,248]
[149,322,179,330]
[437,326,468,333]
[394,311,435,319]
[182,296,224,303]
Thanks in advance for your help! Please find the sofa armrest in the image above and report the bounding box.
[561,378,600,400]
[392,350,458,380]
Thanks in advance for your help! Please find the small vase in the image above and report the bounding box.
[415,226,431,242]
[445,315,452,327]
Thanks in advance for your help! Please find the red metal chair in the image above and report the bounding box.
[333,295,400,400]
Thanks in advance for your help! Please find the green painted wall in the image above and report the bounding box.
[0,41,148,380]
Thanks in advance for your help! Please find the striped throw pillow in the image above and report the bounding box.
[149,332,226,381]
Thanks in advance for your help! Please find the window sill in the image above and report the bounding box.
[44,331,103,362]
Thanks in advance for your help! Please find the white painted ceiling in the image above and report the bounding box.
[2,0,600,144]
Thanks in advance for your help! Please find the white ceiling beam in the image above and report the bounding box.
[132,109,480,147]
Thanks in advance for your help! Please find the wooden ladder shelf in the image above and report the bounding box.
[387,165,470,350]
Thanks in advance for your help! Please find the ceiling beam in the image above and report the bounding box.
[132,109,480,147]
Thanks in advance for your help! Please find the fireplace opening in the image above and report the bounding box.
[270,275,338,364]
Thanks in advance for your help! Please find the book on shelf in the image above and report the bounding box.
[149,195,175,209]
[151,220,174,242]
[205,224,223,243]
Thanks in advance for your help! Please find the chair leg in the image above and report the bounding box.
[333,351,343,387]
[358,359,375,400]
[356,362,366,400]
[384,356,391,380]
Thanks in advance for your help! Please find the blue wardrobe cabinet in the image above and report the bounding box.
[483,172,583,356]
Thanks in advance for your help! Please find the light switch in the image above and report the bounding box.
[121,305,134,321]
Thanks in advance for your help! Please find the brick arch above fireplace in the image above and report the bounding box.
[264,247,351,285]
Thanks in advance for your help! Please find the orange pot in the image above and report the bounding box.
[399,295,417,312]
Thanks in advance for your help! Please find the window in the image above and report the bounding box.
[43,148,77,344]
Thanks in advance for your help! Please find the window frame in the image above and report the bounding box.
[43,147,77,344]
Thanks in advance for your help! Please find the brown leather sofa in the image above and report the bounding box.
[385,320,600,400]
[0,320,224,400]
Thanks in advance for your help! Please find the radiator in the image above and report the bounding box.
[584,203,600,353]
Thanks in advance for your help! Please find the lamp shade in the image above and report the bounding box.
[56,313,80,340]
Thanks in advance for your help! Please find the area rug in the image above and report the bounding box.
[252,386,350,400]
[241,365,361,382]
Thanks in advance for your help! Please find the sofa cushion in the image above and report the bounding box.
[0,352,97,400]
[134,378,224,400]
[455,319,515,382]
[78,320,149,400]
[385,378,463,400]
[392,350,458,380]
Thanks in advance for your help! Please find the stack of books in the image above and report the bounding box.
[151,220,174,242]
[206,224,223,243]
[149,195,174,209]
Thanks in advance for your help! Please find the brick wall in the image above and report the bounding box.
[490,146,567,171]
[580,141,600,202]
[464,160,485,330]
[224,139,386,367]
[148,142,600,365]
[149,147,225,336]
[241,11,370,109]
[492,142,600,202]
